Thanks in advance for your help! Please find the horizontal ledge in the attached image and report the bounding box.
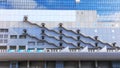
[0,52,119,61]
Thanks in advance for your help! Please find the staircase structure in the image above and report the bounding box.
[0,16,119,68]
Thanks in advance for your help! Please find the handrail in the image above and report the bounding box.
[44,27,74,39]
[97,40,112,47]
[23,33,59,47]
[3,47,120,53]
[44,33,94,47]
[26,21,94,47]
[79,40,94,47]
[61,27,112,47]
[25,21,112,47]
[24,21,77,47]
[43,33,77,47]
[26,21,77,40]
[62,27,96,41]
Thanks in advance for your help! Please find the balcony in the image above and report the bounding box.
[0,46,119,53]
[0,46,120,60]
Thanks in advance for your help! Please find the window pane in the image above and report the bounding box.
[4,35,8,38]
[0,39,3,43]
[0,35,3,38]
[28,41,35,46]
[10,35,17,39]
[0,29,8,32]
[4,39,8,43]
[19,35,26,39]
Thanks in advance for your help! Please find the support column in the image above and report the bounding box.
[78,61,81,68]
[44,61,47,68]
[10,61,19,68]
[95,61,98,68]
[56,61,64,68]
[16,62,19,68]
[35,48,37,52]
[16,46,19,52]
[7,46,10,52]
[10,62,12,68]
[26,46,28,52]
[27,61,30,68]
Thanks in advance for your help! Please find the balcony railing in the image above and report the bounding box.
[0,47,119,53]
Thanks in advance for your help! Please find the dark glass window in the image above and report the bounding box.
[19,35,26,39]
[10,35,17,39]
[10,46,16,50]
[0,29,8,32]
[19,46,26,49]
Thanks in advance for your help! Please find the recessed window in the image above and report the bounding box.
[37,48,43,52]
[0,46,7,49]
[0,35,3,38]
[0,29,8,32]
[0,39,3,43]
[4,34,8,38]
[19,46,26,49]
[28,48,35,52]
[10,46,16,50]
[19,35,26,39]
[28,41,35,46]
[0,34,8,38]
[18,46,26,52]
[4,39,8,43]
[10,35,17,39]
[37,41,42,45]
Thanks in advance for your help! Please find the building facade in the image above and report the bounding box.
[0,15,120,68]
